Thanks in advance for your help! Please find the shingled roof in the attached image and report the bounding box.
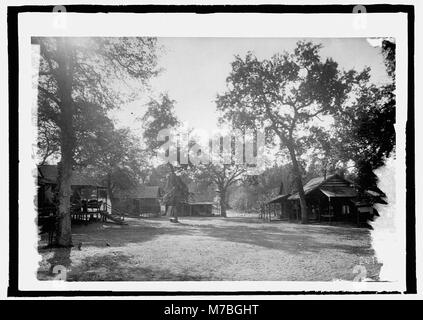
[267,193,291,204]
[113,185,162,199]
[288,174,357,200]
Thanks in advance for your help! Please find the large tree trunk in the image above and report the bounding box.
[173,205,178,219]
[287,144,308,224]
[166,163,179,220]
[56,161,72,246]
[218,186,227,217]
[55,39,75,247]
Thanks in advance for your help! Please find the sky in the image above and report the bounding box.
[111,37,390,135]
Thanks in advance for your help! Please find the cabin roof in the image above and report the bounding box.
[288,174,357,200]
[267,193,291,204]
[114,185,162,199]
[38,165,105,187]
[319,187,358,198]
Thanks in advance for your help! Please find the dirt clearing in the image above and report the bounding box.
[38,214,381,281]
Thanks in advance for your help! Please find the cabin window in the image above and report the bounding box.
[342,205,350,215]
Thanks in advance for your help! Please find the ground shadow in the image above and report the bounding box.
[37,216,380,281]
[39,219,191,250]
[180,220,375,257]
[67,252,210,281]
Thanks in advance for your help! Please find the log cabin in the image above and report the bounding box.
[265,173,386,226]
[112,185,162,217]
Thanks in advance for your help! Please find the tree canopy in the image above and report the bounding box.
[216,41,365,223]
[35,37,160,245]
[333,39,396,190]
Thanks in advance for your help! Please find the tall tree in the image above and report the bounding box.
[216,41,360,223]
[191,130,265,217]
[194,162,246,217]
[35,37,159,246]
[140,94,189,219]
[89,127,149,206]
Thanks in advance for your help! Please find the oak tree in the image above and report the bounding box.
[216,41,359,223]
[35,37,159,246]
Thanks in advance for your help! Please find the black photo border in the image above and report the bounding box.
[7,4,416,297]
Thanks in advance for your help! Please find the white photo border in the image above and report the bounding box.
[12,5,412,296]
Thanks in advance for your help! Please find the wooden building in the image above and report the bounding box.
[264,193,293,220]
[113,185,162,217]
[265,174,386,226]
[189,186,216,216]
[167,194,216,217]
[37,164,110,223]
[187,202,214,216]
[164,182,216,217]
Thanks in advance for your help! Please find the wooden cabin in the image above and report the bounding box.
[168,196,215,217]
[37,165,109,223]
[264,193,293,220]
[112,185,162,217]
[265,174,386,226]
[288,174,360,223]
[165,185,217,217]
[187,185,216,216]
[188,202,214,216]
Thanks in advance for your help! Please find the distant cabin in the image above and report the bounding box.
[265,173,386,226]
[184,184,216,216]
[165,184,217,217]
[188,202,214,216]
[113,185,162,217]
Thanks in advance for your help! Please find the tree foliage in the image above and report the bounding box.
[230,164,293,213]
[36,37,159,165]
[35,37,159,245]
[140,94,188,217]
[332,39,396,190]
[91,126,150,202]
[193,162,246,217]
[141,93,179,153]
[216,41,361,223]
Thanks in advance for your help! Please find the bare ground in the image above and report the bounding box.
[37,213,381,281]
